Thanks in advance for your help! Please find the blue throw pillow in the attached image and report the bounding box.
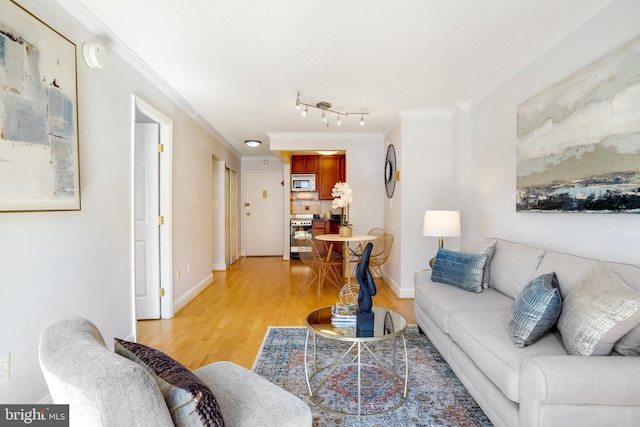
[431,248,487,293]
[509,272,562,348]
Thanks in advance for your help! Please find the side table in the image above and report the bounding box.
[304,306,408,416]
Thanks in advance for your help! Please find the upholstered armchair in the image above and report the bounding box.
[39,317,311,427]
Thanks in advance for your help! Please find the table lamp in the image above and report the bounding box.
[423,210,461,267]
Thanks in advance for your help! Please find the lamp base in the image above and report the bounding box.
[429,237,445,268]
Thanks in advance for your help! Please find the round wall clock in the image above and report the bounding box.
[384,144,397,198]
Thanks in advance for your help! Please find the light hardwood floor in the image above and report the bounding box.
[137,256,415,370]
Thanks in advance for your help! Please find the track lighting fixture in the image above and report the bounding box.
[295,91,369,127]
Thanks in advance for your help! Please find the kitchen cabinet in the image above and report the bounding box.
[291,155,318,174]
[318,155,345,200]
[312,219,340,237]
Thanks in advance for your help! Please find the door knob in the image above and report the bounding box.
[246,212,251,216]
[244,202,250,207]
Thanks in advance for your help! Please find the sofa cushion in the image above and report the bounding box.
[489,239,546,299]
[614,326,640,356]
[606,261,640,293]
[509,273,562,347]
[414,271,514,334]
[531,251,601,299]
[607,262,640,355]
[194,361,312,427]
[449,309,568,403]
[431,248,487,293]
[115,339,224,427]
[557,264,640,356]
[461,239,497,289]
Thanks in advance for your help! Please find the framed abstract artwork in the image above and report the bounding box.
[516,36,640,213]
[0,0,80,212]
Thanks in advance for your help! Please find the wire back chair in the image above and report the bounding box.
[296,236,343,300]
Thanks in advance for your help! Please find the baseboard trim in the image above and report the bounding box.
[211,263,226,271]
[174,273,213,314]
[383,275,415,299]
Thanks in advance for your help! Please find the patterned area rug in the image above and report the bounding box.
[253,326,493,427]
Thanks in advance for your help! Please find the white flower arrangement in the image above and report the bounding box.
[331,181,353,226]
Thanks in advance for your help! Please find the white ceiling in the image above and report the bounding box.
[64,0,610,156]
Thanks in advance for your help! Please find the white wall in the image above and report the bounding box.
[466,0,640,264]
[383,112,458,297]
[0,0,239,403]
[383,124,403,291]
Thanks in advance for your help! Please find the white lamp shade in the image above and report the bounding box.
[423,210,461,237]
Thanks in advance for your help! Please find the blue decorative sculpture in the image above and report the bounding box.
[356,242,376,336]
[356,242,377,313]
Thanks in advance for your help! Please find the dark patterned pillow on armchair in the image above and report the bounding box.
[115,338,224,427]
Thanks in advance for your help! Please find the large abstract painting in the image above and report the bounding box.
[0,0,80,211]
[517,36,640,213]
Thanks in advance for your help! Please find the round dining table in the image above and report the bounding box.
[315,233,377,284]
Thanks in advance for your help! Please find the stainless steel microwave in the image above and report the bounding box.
[291,174,316,192]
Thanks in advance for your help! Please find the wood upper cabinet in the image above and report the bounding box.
[291,155,318,174]
[292,154,345,199]
[318,155,345,200]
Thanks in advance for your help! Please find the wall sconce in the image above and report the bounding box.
[423,210,461,267]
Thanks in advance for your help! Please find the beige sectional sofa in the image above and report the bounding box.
[414,238,640,427]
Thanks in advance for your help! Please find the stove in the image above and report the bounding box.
[290,215,314,258]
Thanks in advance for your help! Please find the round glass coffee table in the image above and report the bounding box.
[304,306,408,416]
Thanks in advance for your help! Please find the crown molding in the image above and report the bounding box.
[398,110,451,119]
[56,0,241,158]
[465,0,614,108]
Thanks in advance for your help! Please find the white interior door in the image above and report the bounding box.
[134,123,161,319]
[245,171,283,256]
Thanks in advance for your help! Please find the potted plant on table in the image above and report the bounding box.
[331,181,353,237]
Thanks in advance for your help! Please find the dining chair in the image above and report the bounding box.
[296,236,343,300]
[349,228,387,277]
[368,233,393,278]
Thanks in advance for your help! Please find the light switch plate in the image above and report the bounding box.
[0,353,10,384]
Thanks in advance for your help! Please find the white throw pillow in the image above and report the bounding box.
[557,264,640,356]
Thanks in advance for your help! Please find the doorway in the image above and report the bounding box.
[133,97,173,321]
[225,166,239,265]
[245,171,284,256]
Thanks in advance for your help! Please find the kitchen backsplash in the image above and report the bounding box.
[290,192,341,216]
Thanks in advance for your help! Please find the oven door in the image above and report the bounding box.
[290,224,312,258]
